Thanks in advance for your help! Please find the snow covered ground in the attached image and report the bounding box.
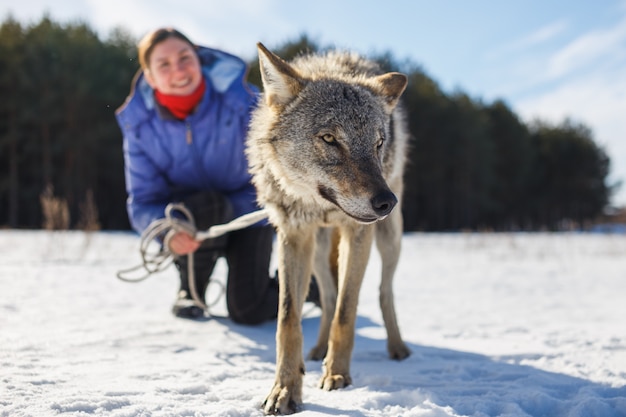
[1,230,625,417]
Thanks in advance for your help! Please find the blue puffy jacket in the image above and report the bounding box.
[116,46,260,234]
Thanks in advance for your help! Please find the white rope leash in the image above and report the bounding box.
[116,203,269,314]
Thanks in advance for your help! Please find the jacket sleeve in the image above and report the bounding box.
[121,126,171,234]
[221,83,264,218]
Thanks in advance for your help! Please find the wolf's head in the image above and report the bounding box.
[249,43,407,224]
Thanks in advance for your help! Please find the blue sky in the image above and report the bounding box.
[4,0,626,206]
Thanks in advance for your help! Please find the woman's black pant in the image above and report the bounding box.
[175,192,278,325]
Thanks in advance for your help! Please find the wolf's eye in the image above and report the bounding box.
[376,138,384,149]
[320,133,336,144]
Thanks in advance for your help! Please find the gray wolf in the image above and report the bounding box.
[246,43,411,415]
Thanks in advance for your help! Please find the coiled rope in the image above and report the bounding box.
[116,203,269,315]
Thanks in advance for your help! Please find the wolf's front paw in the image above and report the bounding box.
[318,373,352,391]
[263,383,301,415]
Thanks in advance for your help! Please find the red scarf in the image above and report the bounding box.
[154,77,206,119]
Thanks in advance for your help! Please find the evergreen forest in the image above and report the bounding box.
[0,16,615,231]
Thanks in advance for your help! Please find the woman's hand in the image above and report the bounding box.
[167,231,201,255]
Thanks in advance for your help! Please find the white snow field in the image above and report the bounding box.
[1,230,625,416]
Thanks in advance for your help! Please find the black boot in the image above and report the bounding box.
[172,293,206,319]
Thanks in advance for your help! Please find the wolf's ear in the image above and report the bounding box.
[257,42,305,108]
[372,72,408,111]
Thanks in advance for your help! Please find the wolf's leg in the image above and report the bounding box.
[263,226,315,415]
[376,205,411,360]
[308,228,337,361]
[319,225,374,391]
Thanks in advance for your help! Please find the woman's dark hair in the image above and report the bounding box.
[137,27,196,70]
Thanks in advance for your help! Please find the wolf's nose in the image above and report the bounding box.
[371,190,397,217]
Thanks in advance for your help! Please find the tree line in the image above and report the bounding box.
[0,16,615,231]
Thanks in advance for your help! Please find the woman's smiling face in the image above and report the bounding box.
[145,37,202,96]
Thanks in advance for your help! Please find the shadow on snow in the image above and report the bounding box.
[214,313,626,417]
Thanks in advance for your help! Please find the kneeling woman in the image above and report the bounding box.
[116,27,277,324]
